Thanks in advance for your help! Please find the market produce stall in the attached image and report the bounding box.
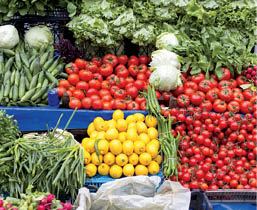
[0,0,257,209]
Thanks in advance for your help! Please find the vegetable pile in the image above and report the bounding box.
[0,25,65,107]
[56,54,151,110]
[82,110,161,178]
[0,111,85,200]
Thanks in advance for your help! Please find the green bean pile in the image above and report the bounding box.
[0,43,66,106]
[145,86,180,178]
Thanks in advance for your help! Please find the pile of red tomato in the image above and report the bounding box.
[57,54,151,110]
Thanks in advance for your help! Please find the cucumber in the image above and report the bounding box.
[4,57,14,72]
[42,57,54,71]
[39,51,49,67]
[48,57,60,73]
[14,70,20,87]
[20,88,37,102]
[20,52,30,68]
[19,73,26,98]
[0,84,4,102]
[3,49,15,57]
[4,80,10,97]
[28,55,37,64]
[42,78,49,87]
[3,69,11,84]
[9,86,13,99]
[59,72,68,79]
[31,86,48,101]
[10,69,16,85]
[24,67,33,82]
[36,71,45,88]
[29,74,39,90]
[45,71,58,83]
[15,51,22,71]
[30,57,41,76]
[12,85,18,102]
[24,77,30,91]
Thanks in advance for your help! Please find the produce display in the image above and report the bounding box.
[56,54,151,109]
[81,110,161,178]
[0,111,85,200]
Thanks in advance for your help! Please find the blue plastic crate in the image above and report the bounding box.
[85,170,163,193]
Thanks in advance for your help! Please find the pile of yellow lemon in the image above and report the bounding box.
[82,110,162,179]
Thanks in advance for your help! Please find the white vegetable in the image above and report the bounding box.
[156,32,179,50]
[150,49,181,70]
[0,25,19,49]
[149,65,182,91]
[25,25,54,48]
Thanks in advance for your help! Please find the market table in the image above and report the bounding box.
[0,106,147,131]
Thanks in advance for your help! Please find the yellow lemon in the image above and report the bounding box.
[98,139,109,155]
[129,153,139,165]
[87,123,95,136]
[136,121,148,134]
[126,115,137,124]
[150,139,160,150]
[148,161,160,175]
[90,131,98,139]
[138,133,150,145]
[116,119,128,132]
[134,140,145,155]
[146,143,158,158]
[84,138,95,153]
[154,155,162,164]
[91,152,103,166]
[109,164,122,178]
[105,128,119,140]
[118,132,127,143]
[134,113,145,122]
[113,110,124,121]
[84,150,91,164]
[128,122,137,130]
[123,140,134,156]
[127,128,138,141]
[107,119,116,128]
[135,165,148,176]
[147,127,158,140]
[81,137,90,149]
[97,131,106,140]
[109,140,122,155]
[116,153,128,166]
[104,152,115,165]
[94,117,105,131]
[123,164,134,177]
[98,163,110,176]
[145,115,157,128]
[85,163,97,177]
[139,153,152,166]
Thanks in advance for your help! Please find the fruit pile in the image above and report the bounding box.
[81,110,162,178]
[56,55,151,110]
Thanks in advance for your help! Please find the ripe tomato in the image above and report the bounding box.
[190,93,203,105]
[233,92,244,103]
[79,70,93,81]
[200,100,213,111]
[227,101,240,113]
[107,74,118,86]
[137,72,147,81]
[228,79,237,88]
[236,75,249,86]
[102,95,113,102]
[240,101,253,114]
[114,99,126,110]
[101,80,111,90]
[145,69,151,78]
[218,88,233,102]
[134,80,145,91]
[218,80,231,89]
[220,68,231,80]
[85,62,98,73]
[138,64,147,74]
[86,88,99,97]
[135,95,146,104]
[139,56,148,64]
[68,73,80,86]
[92,73,103,82]
[198,80,212,93]
[243,89,256,101]
[102,101,112,110]
[56,86,66,97]
[99,89,110,98]
[73,89,85,100]
[127,101,140,110]
[102,54,118,67]
[126,86,138,98]
[128,56,139,66]
[115,77,127,89]
[65,63,79,74]
[81,97,92,109]
[172,85,184,96]
[114,89,126,99]
[99,63,113,76]
[88,79,101,90]
[125,76,135,84]
[116,65,129,78]
[92,99,103,110]
[192,73,205,84]
[69,98,81,109]
[59,79,70,89]
[118,55,128,65]
[177,94,190,108]
[206,88,219,102]
[213,99,227,113]
[128,64,139,76]
[75,58,86,69]
[91,56,102,67]
[210,79,218,88]
[76,81,89,91]
[184,88,195,96]
[185,81,198,90]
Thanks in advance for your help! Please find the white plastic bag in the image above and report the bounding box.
[74,176,190,210]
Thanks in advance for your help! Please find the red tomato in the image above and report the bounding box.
[59,79,70,89]
[73,89,85,100]
[146,69,151,78]
[92,73,103,82]
[220,68,231,80]
[103,101,112,110]
[99,63,113,76]
[118,55,128,65]
[243,89,256,101]
[125,82,134,90]
[192,73,205,84]
[88,79,101,90]
[86,88,99,97]
[185,81,198,90]
[102,54,118,67]
[101,80,111,90]
[236,75,249,86]
[115,65,129,78]
[228,101,240,113]
[228,79,237,88]
[213,99,227,113]
[162,92,172,102]
[76,81,89,91]
[177,94,190,108]
[190,93,203,105]
[99,89,110,98]
[66,90,72,97]
[107,74,118,86]
[92,99,103,110]
[210,79,218,88]
[198,80,212,93]
[135,95,146,104]
[138,64,147,73]
[233,92,244,103]
[184,88,195,96]
[68,73,80,86]
[240,101,253,114]
[85,62,98,73]
[126,86,139,98]
[127,101,140,110]
[56,87,66,97]
[114,89,126,99]
[139,56,148,64]
[125,76,135,84]
[200,100,213,112]
[115,77,127,89]
[206,88,219,102]
[134,80,145,91]
[69,98,81,109]
[128,65,139,76]
[79,70,93,82]
[218,88,233,102]
[91,56,102,67]
[65,63,79,74]
[128,56,139,66]
[75,58,87,69]
[137,72,147,81]
[218,80,232,89]
[90,95,100,101]
[102,95,113,102]
[114,99,126,110]
[172,86,184,96]
[110,86,120,96]
[81,97,92,109]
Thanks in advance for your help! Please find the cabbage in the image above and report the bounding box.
[0,25,19,49]
[25,25,54,48]
[150,49,181,70]
[156,32,179,50]
[149,65,182,91]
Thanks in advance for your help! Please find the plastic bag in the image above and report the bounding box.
[74,176,190,210]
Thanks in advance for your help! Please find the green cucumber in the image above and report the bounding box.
[31,86,48,101]
[19,73,26,98]
[45,71,58,83]
[15,51,22,71]
[20,88,37,102]
[29,74,39,90]
[20,52,30,68]
[14,70,20,87]
[12,85,18,102]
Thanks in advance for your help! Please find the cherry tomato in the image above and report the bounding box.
[190,93,203,105]
[218,80,232,89]
[114,99,126,110]
[88,79,101,90]
[200,100,213,112]
[101,80,111,90]
[220,68,231,80]
[240,101,253,114]
[191,73,205,84]
[127,101,140,110]
[115,65,129,78]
